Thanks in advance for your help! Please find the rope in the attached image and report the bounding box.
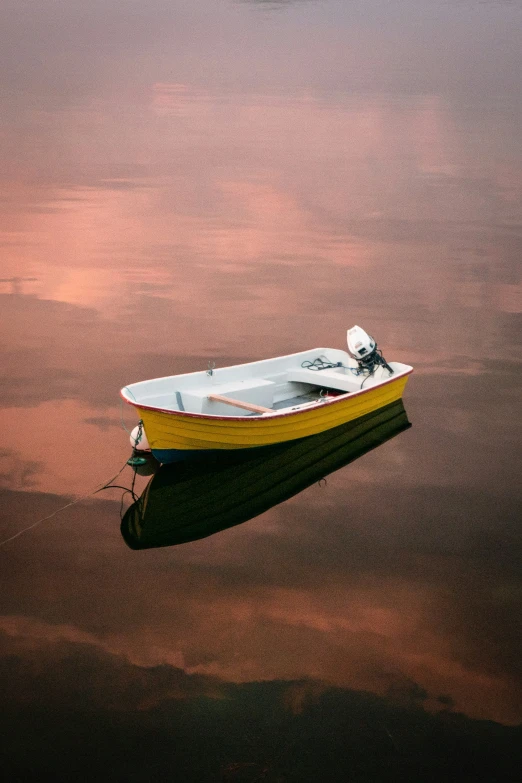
[120,395,135,435]
[120,398,132,434]
[0,460,131,550]
[1,388,147,549]
[301,356,361,377]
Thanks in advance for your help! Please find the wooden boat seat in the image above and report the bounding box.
[183,377,275,415]
[207,394,271,414]
[286,368,356,393]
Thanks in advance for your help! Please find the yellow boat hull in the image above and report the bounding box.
[136,373,410,457]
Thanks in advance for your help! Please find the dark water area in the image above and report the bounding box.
[1,1,521,780]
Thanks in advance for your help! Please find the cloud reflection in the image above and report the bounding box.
[1,622,521,781]
[2,457,521,727]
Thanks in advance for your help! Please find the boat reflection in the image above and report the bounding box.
[121,400,411,549]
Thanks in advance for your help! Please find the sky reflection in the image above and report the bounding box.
[1,0,521,777]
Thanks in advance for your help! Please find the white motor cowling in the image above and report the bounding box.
[347,325,376,361]
[347,325,394,375]
[129,424,150,451]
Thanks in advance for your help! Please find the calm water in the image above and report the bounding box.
[1,0,521,779]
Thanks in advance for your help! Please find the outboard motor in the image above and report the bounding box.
[347,325,394,376]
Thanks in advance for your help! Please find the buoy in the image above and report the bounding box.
[129,424,150,451]
[127,422,151,467]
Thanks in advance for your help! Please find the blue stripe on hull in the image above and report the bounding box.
[152,447,225,463]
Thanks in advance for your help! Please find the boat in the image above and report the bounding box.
[121,400,411,549]
[121,326,412,464]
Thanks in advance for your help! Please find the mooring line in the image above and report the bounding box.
[0,461,130,549]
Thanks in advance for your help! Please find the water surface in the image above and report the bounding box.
[1,1,521,779]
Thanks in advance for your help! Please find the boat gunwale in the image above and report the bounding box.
[121,367,413,422]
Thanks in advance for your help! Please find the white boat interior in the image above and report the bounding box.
[122,348,412,418]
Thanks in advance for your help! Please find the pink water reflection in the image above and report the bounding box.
[1,4,521,754]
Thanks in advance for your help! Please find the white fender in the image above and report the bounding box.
[129,425,150,451]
